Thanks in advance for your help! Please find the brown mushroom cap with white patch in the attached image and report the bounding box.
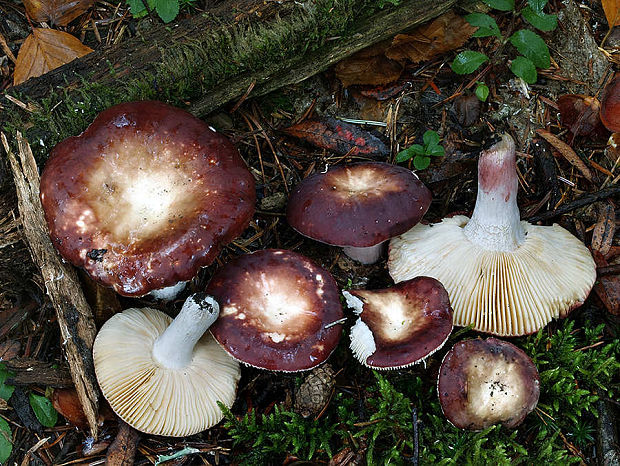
[287,162,431,264]
[93,293,240,437]
[207,249,343,372]
[389,134,596,336]
[438,337,540,430]
[344,277,453,369]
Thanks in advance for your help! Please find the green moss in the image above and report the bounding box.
[222,318,619,465]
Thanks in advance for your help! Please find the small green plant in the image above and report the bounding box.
[127,0,192,23]
[475,81,490,101]
[396,129,445,170]
[452,0,558,83]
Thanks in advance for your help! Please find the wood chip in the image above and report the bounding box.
[106,420,140,466]
[1,132,99,437]
[536,129,594,181]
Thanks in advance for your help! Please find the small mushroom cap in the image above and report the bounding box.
[344,277,453,369]
[389,216,596,336]
[40,100,256,296]
[207,249,343,372]
[93,306,240,437]
[438,338,540,430]
[287,162,431,247]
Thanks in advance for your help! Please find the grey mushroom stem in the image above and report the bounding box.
[152,293,220,369]
[463,134,525,252]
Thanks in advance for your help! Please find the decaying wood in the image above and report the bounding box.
[1,132,99,437]
[527,185,620,222]
[106,421,140,466]
[6,358,74,388]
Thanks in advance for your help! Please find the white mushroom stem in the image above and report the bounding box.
[342,242,385,264]
[152,293,220,369]
[462,134,525,252]
[149,281,187,301]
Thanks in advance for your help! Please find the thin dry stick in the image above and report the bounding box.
[1,132,100,438]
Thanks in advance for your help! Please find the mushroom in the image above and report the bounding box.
[93,293,240,437]
[438,337,540,430]
[40,101,256,297]
[343,277,453,369]
[207,249,343,372]
[287,162,431,264]
[389,134,596,336]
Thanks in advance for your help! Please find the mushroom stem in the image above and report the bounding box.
[463,134,525,252]
[342,242,385,264]
[152,293,220,369]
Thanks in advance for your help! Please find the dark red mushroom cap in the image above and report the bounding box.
[344,277,453,369]
[40,101,256,296]
[286,162,431,248]
[438,338,540,430]
[600,74,620,132]
[207,249,343,372]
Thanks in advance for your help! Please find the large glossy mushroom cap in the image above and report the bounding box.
[344,277,453,369]
[207,249,343,372]
[40,101,256,296]
[93,294,241,436]
[287,162,431,248]
[438,338,540,430]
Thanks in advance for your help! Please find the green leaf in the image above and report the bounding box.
[510,56,538,83]
[465,13,502,37]
[422,130,440,147]
[451,51,489,75]
[127,0,149,17]
[413,155,431,170]
[527,0,548,14]
[483,0,514,11]
[475,82,490,101]
[29,393,58,428]
[427,144,445,157]
[0,418,11,463]
[522,7,557,31]
[0,364,15,401]
[509,29,550,68]
[153,0,179,23]
[395,144,423,162]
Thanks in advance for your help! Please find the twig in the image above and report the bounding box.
[527,186,620,222]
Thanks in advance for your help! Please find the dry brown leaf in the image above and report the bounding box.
[24,0,94,26]
[536,129,593,181]
[602,0,620,27]
[591,203,616,256]
[13,28,93,86]
[386,11,477,63]
[334,42,403,88]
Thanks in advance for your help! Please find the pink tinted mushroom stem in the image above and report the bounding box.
[463,134,525,252]
[152,293,219,369]
[342,242,385,265]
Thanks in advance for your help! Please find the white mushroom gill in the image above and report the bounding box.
[152,293,220,369]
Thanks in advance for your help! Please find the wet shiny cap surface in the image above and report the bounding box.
[40,100,256,296]
[207,249,343,372]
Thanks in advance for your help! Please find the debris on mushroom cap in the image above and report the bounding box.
[93,293,240,437]
[600,74,620,133]
[286,162,431,263]
[438,338,540,430]
[207,249,343,372]
[389,134,596,336]
[40,101,256,297]
[344,277,453,369]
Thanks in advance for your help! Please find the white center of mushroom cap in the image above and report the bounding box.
[329,166,402,198]
[465,356,526,424]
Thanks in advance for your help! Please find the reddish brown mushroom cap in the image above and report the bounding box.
[438,338,540,430]
[286,162,431,248]
[40,101,256,296]
[207,249,343,372]
[344,277,453,369]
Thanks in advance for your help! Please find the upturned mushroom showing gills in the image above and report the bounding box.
[40,101,256,297]
[438,338,540,430]
[389,134,596,336]
[287,162,431,264]
[207,249,343,372]
[343,277,453,369]
[93,293,240,437]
